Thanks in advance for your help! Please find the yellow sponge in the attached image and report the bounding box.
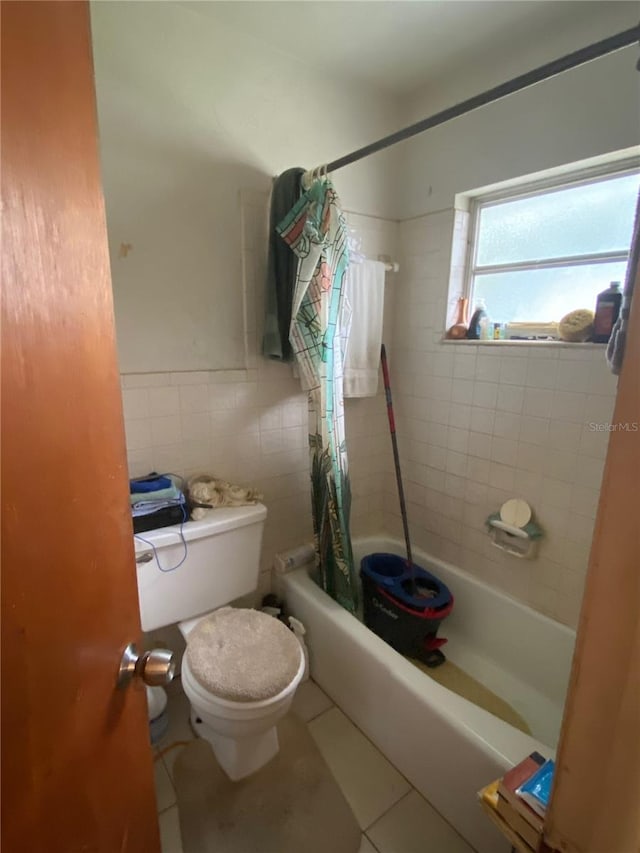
[558,309,594,342]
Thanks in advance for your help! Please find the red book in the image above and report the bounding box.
[497,752,546,831]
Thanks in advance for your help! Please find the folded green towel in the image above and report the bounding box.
[485,511,543,540]
[130,484,181,505]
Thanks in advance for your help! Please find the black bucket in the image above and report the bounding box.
[360,553,454,667]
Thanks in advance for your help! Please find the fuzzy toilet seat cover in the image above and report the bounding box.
[186,607,302,702]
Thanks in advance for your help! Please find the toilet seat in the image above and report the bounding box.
[181,652,303,720]
[185,607,303,703]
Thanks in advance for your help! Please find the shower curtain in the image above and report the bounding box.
[277,177,358,613]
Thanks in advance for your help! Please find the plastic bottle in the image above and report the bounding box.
[466,298,488,340]
[479,314,492,340]
[593,281,622,343]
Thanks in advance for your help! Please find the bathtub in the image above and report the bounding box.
[282,536,576,853]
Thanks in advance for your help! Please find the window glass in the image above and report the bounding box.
[476,172,640,267]
[474,260,629,324]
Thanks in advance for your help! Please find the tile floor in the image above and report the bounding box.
[154,678,475,853]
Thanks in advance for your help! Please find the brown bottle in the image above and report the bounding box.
[447,297,469,339]
[593,281,622,343]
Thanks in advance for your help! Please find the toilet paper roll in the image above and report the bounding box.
[274,543,315,575]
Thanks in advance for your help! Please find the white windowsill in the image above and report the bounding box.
[440,338,606,349]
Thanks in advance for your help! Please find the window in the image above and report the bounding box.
[466,164,640,327]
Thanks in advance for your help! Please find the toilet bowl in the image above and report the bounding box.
[179,606,305,780]
[181,640,305,779]
[134,504,308,779]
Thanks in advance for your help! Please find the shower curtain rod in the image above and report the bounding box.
[305,25,639,179]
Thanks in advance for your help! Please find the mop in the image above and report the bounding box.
[359,345,454,667]
[380,343,420,597]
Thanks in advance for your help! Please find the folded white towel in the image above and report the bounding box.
[343,259,385,398]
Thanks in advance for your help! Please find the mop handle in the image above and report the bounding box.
[380,344,414,570]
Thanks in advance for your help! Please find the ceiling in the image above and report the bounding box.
[185,1,635,96]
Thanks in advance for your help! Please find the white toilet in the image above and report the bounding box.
[134,504,305,780]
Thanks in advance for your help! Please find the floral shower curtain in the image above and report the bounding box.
[277,177,358,613]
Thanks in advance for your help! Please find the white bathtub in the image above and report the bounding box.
[282,536,576,853]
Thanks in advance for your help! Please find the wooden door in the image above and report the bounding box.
[542,256,640,851]
[1,2,160,851]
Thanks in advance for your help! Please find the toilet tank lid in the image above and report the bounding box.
[133,502,266,552]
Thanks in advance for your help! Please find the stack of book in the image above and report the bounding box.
[479,752,555,852]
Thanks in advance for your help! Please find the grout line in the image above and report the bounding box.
[399,205,455,223]
[363,831,382,852]
[365,787,478,853]
[302,701,336,723]
[344,208,400,224]
[363,788,413,833]
[305,704,336,728]
[295,680,337,722]
[157,801,178,818]
[315,701,478,850]
[306,704,412,832]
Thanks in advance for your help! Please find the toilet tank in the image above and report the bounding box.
[134,504,267,631]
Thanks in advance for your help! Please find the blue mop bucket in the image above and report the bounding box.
[360,553,454,666]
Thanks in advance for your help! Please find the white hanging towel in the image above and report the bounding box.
[343,259,385,398]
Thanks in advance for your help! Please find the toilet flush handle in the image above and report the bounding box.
[117,643,175,689]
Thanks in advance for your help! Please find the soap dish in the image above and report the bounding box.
[485,499,543,559]
[487,517,539,558]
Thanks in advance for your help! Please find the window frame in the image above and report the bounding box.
[463,159,640,322]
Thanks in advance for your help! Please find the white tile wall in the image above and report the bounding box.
[123,364,310,581]
[122,199,397,587]
[387,209,618,629]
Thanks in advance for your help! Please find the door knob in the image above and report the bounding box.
[117,642,175,689]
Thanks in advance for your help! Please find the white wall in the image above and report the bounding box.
[91,1,400,373]
[396,4,640,218]
[91,1,400,583]
[386,6,638,628]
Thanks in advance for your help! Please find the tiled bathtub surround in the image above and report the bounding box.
[385,209,617,629]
